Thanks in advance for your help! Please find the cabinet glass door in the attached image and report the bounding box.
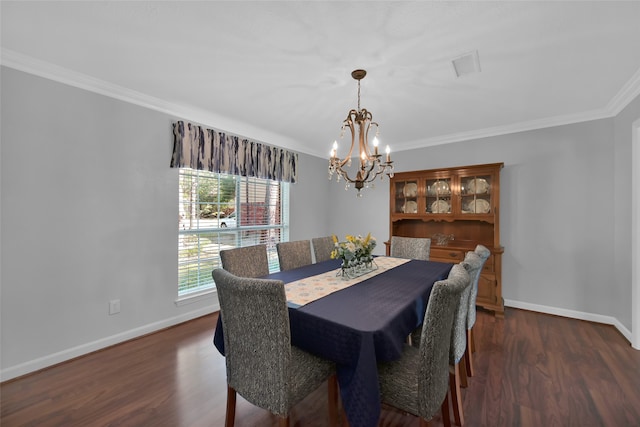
[460,174,492,214]
[425,178,452,214]
[394,179,419,214]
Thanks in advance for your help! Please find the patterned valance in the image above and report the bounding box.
[170,121,298,183]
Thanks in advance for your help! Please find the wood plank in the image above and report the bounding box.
[2,308,639,426]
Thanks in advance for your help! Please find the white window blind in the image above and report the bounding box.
[178,168,289,295]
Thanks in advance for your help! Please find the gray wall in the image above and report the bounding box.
[2,65,637,380]
[0,67,324,379]
[1,67,182,378]
[613,94,640,332]
[289,152,332,240]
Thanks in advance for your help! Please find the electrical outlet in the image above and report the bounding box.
[109,299,121,315]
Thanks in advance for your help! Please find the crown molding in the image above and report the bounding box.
[0,48,312,156]
[396,65,640,151]
[396,107,613,151]
[2,48,177,114]
[607,66,640,115]
[3,48,639,157]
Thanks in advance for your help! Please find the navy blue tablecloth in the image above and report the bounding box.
[213,258,453,427]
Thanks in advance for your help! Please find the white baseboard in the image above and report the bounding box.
[504,299,634,346]
[0,303,220,382]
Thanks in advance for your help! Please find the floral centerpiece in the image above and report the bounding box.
[331,233,377,278]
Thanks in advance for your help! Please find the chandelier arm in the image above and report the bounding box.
[360,161,378,184]
[336,112,358,169]
[361,110,375,160]
[337,169,350,183]
[358,117,368,169]
[333,165,348,183]
[368,121,379,159]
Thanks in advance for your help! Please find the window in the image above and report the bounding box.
[178,168,289,295]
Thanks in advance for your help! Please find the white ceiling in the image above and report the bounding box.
[2,1,640,158]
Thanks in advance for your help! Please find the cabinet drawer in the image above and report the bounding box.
[430,248,464,263]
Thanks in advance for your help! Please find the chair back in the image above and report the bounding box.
[417,270,468,419]
[466,245,491,329]
[390,236,431,260]
[448,262,474,364]
[311,236,334,263]
[276,240,312,271]
[212,268,292,415]
[220,244,269,278]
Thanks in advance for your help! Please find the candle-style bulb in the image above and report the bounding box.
[331,141,338,159]
[373,136,379,155]
[385,145,391,162]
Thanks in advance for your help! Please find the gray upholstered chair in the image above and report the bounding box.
[311,236,335,263]
[220,244,269,278]
[390,236,431,260]
[276,240,313,271]
[448,260,478,426]
[212,268,338,427]
[410,263,473,426]
[464,245,491,377]
[377,268,469,427]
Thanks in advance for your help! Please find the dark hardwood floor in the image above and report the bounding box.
[2,308,639,426]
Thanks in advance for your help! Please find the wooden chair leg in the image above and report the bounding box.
[278,416,290,427]
[469,327,476,353]
[449,364,465,426]
[459,354,469,388]
[441,387,452,427]
[225,385,237,427]
[328,375,339,427]
[465,330,475,377]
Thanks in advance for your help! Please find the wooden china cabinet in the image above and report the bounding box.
[385,162,505,316]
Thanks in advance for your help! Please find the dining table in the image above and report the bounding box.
[213,256,453,427]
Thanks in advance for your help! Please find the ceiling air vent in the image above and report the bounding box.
[452,50,481,78]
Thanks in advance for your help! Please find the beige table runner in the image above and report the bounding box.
[285,257,411,307]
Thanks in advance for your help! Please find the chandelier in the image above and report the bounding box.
[328,69,394,196]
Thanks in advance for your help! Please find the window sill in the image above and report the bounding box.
[175,288,217,307]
